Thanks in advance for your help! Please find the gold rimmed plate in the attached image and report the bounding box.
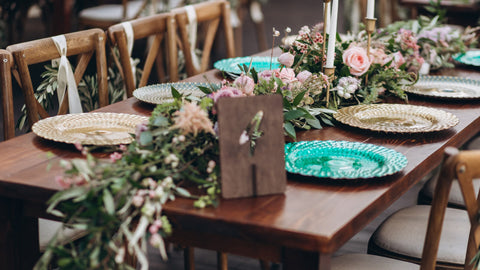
[334,104,458,133]
[133,82,213,104]
[404,75,480,99]
[32,113,149,145]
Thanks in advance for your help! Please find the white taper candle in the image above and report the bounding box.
[325,0,338,68]
[366,0,375,19]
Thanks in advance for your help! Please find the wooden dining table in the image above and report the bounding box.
[0,60,480,269]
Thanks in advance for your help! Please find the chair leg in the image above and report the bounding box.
[184,247,195,270]
[217,252,228,270]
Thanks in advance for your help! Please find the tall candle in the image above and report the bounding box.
[366,0,375,19]
[325,0,338,68]
[323,2,331,35]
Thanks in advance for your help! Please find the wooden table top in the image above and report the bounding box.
[0,66,479,263]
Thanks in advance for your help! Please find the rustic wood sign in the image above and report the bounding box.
[217,95,286,199]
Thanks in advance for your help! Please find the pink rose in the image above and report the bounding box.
[278,52,295,67]
[233,74,255,96]
[342,46,371,76]
[296,70,312,83]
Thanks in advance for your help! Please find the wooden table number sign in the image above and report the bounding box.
[217,95,286,199]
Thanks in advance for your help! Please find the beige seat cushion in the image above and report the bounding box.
[421,176,480,207]
[332,254,419,270]
[371,205,469,265]
[79,1,150,22]
[78,0,185,22]
[38,219,85,252]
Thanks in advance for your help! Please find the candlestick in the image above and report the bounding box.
[324,67,335,107]
[325,0,338,68]
[321,0,331,71]
[366,0,375,19]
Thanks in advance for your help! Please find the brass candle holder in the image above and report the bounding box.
[323,66,335,107]
[365,18,376,86]
[321,0,331,71]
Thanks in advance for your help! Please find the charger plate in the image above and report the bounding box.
[404,75,480,99]
[133,82,211,104]
[214,56,280,76]
[334,104,458,133]
[453,50,480,67]
[285,140,407,179]
[32,113,148,145]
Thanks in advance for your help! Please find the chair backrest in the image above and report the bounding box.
[0,50,15,140]
[421,147,480,270]
[7,28,108,129]
[108,12,178,97]
[172,0,235,77]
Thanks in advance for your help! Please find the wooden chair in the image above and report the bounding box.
[366,147,480,269]
[0,50,86,260]
[0,50,15,141]
[6,28,108,129]
[172,0,235,77]
[108,12,178,97]
[232,0,268,55]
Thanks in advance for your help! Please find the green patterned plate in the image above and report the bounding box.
[214,56,280,75]
[285,140,407,179]
[404,75,480,99]
[453,50,480,67]
[133,82,215,104]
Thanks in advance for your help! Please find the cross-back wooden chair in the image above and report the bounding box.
[172,0,235,77]
[363,147,480,269]
[0,50,15,140]
[233,0,268,55]
[108,12,178,98]
[6,28,108,129]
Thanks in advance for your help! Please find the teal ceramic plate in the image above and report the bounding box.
[404,75,480,99]
[214,56,280,76]
[133,82,214,104]
[285,140,408,179]
[453,50,480,67]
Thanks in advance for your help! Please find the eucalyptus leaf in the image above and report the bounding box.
[103,189,115,215]
[139,131,153,146]
[284,122,296,140]
[284,109,306,121]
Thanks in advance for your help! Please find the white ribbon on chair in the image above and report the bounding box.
[121,21,139,86]
[184,5,202,72]
[51,35,83,114]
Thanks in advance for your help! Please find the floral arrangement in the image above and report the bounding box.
[280,24,416,111]
[377,15,479,71]
[35,94,220,270]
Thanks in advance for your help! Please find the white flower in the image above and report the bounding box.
[239,131,249,145]
[334,76,361,99]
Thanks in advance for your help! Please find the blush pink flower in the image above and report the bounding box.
[370,48,388,65]
[210,86,244,103]
[275,68,297,84]
[342,46,371,76]
[135,121,149,140]
[278,52,295,67]
[296,70,312,83]
[391,52,406,69]
[233,75,255,96]
[109,152,123,163]
[55,175,71,189]
[257,70,275,81]
[171,101,215,136]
